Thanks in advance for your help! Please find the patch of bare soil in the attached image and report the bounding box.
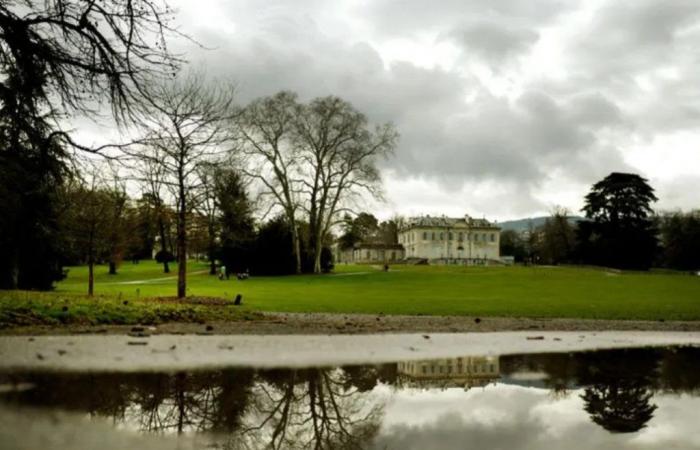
[2,312,700,336]
[147,296,233,306]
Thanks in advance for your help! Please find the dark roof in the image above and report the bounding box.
[402,215,499,230]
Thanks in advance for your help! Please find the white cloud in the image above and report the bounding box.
[149,0,700,219]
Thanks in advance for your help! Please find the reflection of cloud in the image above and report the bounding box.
[373,386,700,450]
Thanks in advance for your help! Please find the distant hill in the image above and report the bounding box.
[497,216,584,232]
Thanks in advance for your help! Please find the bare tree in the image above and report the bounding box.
[195,163,220,275]
[104,168,130,275]
[0,1,185,290]
[137,145,174,273]
[59,166,113,296]
[0,0,184,125]
[136,72,236,298]
[539,206,575,265]
[239,93,397,274]
[238,91,303,274]
[295,97,397,273]
[235,368,382,450]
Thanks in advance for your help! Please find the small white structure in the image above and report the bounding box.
[398,215,501,264]
[335,243,405,264]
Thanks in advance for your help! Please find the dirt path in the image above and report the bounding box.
[3,312,699,336]
[108,270,209,285]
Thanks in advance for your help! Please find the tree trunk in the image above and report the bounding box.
[308,218,323,274]
[209,256,216,275]
[10,248,19,289]
[176,373,186,436]
[208,222,217,275]
[313,238,323,274]
[177,177,187,299]
[88,255,94,297]
[158,215,170,273]
[88,228,95,296]
[291,222,302,274]
[108,260,117,275]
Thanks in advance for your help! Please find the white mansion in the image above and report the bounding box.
[399,215,501,264]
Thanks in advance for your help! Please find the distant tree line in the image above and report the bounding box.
[338,212,400,249]
[500,172,700,271]
[53,159,340,296]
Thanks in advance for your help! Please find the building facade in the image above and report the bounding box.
[397,355,500,389]
[398,215,501,264]
[334,243,405,264]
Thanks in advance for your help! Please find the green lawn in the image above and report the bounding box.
[42,260,700,321]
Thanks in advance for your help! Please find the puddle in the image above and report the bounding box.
[1,346,699,449]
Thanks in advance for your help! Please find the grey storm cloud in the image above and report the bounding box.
[363,0,577,34]
[445,21,540,66]
[164,0,700,217]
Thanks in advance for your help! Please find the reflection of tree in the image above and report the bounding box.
[533,353,576,398]
[577,349,660,433]
[341,364,397,392]
[581,383,656,433]
[499,353,576,398]
[8,348,700,443]
[658,346,700,394]
[229,368,383,450]
[500,348,690,432]
[0,366,383,449]
[127,370,255,435]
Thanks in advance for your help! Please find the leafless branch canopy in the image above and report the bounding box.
[0,0,187,123]
[236,91,398,273]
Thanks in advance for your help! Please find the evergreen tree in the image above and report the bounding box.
[578,173,659,269]
[215,169,255,274]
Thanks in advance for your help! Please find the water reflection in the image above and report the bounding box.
[1,346,700,449]
[397,356,499,389]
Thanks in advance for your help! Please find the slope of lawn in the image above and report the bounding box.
[41,260,700,321]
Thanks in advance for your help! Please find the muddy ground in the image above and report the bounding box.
[2,312,699,335]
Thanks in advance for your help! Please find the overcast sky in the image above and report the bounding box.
[161,0,700,221]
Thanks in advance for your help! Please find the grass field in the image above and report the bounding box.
[32,260,700,321]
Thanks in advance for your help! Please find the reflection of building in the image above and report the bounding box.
[397,356,500,389]
[398,215,500,264]
[334,243,405,264]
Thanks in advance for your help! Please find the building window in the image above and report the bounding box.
[423,231,427,240]
[459,232,463,241]
[448,232,453,240]
[440,232,444,240]
[431,232,435,240]
[474,234,478,242]
[482,233,487,241]
[490,233,495,242]
[366,251,370,259]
